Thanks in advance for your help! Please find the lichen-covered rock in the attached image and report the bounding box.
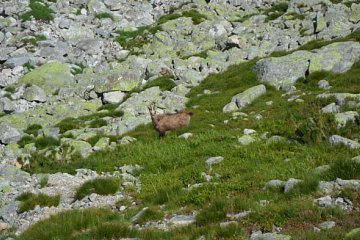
[0,123,22,144]
[335,111,359,128]
[0,98,16,113]
[102,91,126,104]
[309,42,360,74]
[60,24,95,42]
[94,70,142,93]
[350,4,360,23]
[223,84,266,112]
[22,85,47,103]
[68,140,93,158]
[254,42,360,90]
[253,51,311,90]
[18,61,74,95]
[238,135,257,145]
[321,103,340,114]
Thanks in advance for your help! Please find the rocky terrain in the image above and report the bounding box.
[0,0,360,239]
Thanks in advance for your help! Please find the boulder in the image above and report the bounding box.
[102,91,126,104]
[22,85,47,103]
[335,111,359,128]
[223,84,266,112]
[253,51,312,90]
[329,135,360,149]
[18,61,74,95]
[0,123,22,144]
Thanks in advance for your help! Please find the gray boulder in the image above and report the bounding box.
[335,111,359,128]
[223,84,266,112]
[22,85,47,103]
[103,91,126,104]
[253,51,312,90]
[321,103,340,114]
[329,135,360,149]
[0,123,22,144]
[0,98,16,113]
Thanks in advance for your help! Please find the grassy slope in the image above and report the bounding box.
[18,36,360,239]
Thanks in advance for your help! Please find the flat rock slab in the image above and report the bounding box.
[223,84,266,113]
[169,215,195,226]
[329,135,360,149]
[205,156,224,165]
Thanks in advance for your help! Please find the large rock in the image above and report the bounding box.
[223,84,266,112]
[22,85,47,103]
[253,51,312,90]
[309,42,360,74]
[94,70,142,93]
[0,123,22,144]
[254,42,360,90]
[18,61,74,95]
[0,98,16,113]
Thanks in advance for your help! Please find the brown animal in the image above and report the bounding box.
[147,104,193,138]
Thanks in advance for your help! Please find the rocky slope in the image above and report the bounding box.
[0,0,360,239]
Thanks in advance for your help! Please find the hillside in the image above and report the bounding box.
[0,0,360,239]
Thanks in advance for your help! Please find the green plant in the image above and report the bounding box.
[24,124,42,137]
[75,177,121,200]
[142,76,176,91]
[4,85,16,93]
[16,192,60,213]
[182,9,207,25]
[39,175,49,188]
[196,199,227,225]
[132,206,164,224]
[71,63,86,75]
[18,135,35,148]
[24,63,36,71]
[95,12,114,21]
[264,2,288,22]
[20,0,54,21]
[89,119,108,128]
[34,136,60,150]
[21,35,46,45]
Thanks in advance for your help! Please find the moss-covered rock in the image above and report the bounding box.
[18,61,74,95]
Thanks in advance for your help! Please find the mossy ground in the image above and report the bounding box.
[18,33,360,239]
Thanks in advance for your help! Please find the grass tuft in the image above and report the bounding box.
[196,199,227,226]
[20,0,54,21]
[24,124,42,137]
[95,12,114,21]
[16,192,60,213]
[75,177,121,200]
[34,136,60,150]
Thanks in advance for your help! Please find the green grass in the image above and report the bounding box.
[19,33,360,239]
[71,63,86,75]
[196,199,227,225]
[264,2,288,22]
[89,119,107,128]
[20,0,54,21]
[16,192,60,213]
[74,177,121,200]
[23,63,35,71]
[286,12,305,20]
[182,9,207,25]
[4,85,16,93]
[142,76,176,91]
[34,136,60,150]
[132,206,164,225]
[21,35,46,45]
[18,135,35,148]
[95,12,114,21]
[24,124,42,137]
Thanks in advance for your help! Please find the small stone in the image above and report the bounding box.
[169,215,195,226]
[178,133,193,139]
[314,195,333,208]
[318,221,336,230]
[266,101,273,106]
[318,80,331,89]
[263,180,285,190]
[220,221,237,228]
[119,205,126,211]
[205,156,224,165]
[352,155,360,164]
[238,135,256,145]
[329,135,360,149]
[321,103,340,114]
[284,178,303,193]
[244,129,256,135]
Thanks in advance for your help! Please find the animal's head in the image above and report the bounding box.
[147,103,156,117]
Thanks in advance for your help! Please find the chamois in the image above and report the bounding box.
[147,104,193,138]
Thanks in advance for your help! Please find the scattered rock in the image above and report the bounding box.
[169,215,195,226]
[178,132,193,139]
[238,135,256,145]
[205,156,224,166]
[318,221,336,230]
[223,85,266,113]
[329,135,360,149]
